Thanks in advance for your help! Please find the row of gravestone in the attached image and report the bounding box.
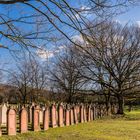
[0,103,118,136]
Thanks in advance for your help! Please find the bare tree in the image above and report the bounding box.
[8,56,48,104]
[29,58,48,102]
[79,21,140,114]
[50,44,85,103]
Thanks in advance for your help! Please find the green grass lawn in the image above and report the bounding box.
[1,110,140,140]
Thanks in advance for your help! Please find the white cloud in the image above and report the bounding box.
[37,45,66,59]
[74,6,91,19]
[54,45,66,53]
[114,19,121,24]
[80,6,90,11]
[136,21,140,27]
[58,45,66,50]
[71,34,84,43]
[37,49,54,59]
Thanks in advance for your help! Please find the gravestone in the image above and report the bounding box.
[43,107,49,130]
[90,107,93,121]
[74,106,78,124]
[80,105,84,123]
[70,108,74,125]
[65,109,70,126]
[76,105,80,114]
[20,107,28,133]
[83,107,87,122]
[56,107,58,125]
[88,106,91,122]
[58,103,64,127]
[32,105,40,131]
[51,104,57,128]
[39,109,43,124]
[7,108,16,135]
[0,103,7,125]
[76,105,80,122]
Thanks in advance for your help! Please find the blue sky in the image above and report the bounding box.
[116,5,140,25]
[0,2,140,72]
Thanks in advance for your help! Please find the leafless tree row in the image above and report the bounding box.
[5,56,48,104]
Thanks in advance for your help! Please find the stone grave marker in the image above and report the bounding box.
[7,108,16,135]
[32,105,40,131]
[43,107,49,130]
[20,107,28,133]
[58,103,64,127]
[0,103,7,125]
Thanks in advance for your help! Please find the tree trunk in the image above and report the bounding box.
[117,95,124,114]
[128,103,132,112]
[68,92,72,103]
[104,94,111,116]
[105,101,110,115]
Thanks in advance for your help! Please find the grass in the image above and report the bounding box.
[0,110,140,140]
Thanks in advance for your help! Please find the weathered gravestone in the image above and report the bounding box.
[0,103,7,125]
[58,103,64,127]
[39,109,43,124]
[88,106,91,122]
[83,106,87,122]
[51,104,57,128]
[56,107,58,126]
[32,105,40,131]
[76,105,80,122]
[7,108,16,135]
[70,107,74,125]
[20,107,28,133]
[65,105,70,126]
[28,103,35,123]
[43,107,49,130]
[74,106,78,124]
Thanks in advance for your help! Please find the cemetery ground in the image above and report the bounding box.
[0,108,140,140]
